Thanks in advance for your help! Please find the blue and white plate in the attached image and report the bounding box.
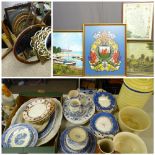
[63,93,95,125]
[93,92,116,112]
[59,126,96,153]
[2,123,38,148]
[90,112,119,138]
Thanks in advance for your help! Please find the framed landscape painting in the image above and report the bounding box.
[53,31,83,76]
[123,2,153,40]
[83,24,126,76]
[127,42,153,76]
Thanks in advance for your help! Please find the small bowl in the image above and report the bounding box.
[113,132,147,153]
[118,106,151,133]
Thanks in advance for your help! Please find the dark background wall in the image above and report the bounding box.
[53,2,122,30]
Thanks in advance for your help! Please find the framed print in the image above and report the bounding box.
[83,24,126,76]
[123,2,153,40]
[127,42,153,76]
[53,31,83,76]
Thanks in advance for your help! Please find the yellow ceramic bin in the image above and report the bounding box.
[117,79,153,109]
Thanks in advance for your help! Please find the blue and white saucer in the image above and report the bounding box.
[63,93,95,125]
[93,92,116,113]
[2,123,38,148]
[59,126,96,153]
[90,112,119,138]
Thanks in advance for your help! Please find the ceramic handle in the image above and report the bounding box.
[97,89,106,93]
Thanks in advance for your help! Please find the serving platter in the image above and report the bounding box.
[11,98,63,146]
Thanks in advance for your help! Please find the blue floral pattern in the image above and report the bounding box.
[14,133,27,145]
[2,123,38,148]
[63,93,95,124]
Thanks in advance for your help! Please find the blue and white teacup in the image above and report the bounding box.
[69,99,82,113]
[66,127,88,151]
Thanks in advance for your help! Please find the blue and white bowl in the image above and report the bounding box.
[93,92,116,113]
[90,112,119,138]
[2,123,38,148]
[59,126,96,153]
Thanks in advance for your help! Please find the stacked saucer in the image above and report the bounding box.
[60,126,96,153]
[23,98,55,124]
[2,123,38,148]
[93,91,116,113]
[90,112,119,138]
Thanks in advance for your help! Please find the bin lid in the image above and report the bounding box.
[124,79,153,92]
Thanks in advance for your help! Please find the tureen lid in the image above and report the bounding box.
[124,79,153,92]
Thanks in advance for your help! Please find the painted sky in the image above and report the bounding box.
[53,32,82,52]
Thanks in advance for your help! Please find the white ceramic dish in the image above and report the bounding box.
[118,106,151,133]
[113,132,147,153]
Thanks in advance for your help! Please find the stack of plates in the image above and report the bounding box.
[63,93,95,125]
[23,98,55,124]
[11,98,63,146]
[59,126,96,153]
[90,112,119,138]
[2,123,38,148]
[93,91,116,113]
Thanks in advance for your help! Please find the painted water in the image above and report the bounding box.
[57,51,83,68]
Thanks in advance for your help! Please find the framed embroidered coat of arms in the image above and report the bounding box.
[83,24,126,76]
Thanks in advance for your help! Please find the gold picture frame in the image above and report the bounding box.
[127,41,154,76]
[123,2,154,41]
[83,23,127,77]
[53,30,84,77]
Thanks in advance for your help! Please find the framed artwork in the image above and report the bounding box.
[53,31,83,76]
[127,42,153,76]
[123,2,154,40]
[83,24,126,76]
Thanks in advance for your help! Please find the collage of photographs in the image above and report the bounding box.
[1,0,154,154]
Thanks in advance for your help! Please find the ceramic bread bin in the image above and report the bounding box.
[117,79,153,109]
